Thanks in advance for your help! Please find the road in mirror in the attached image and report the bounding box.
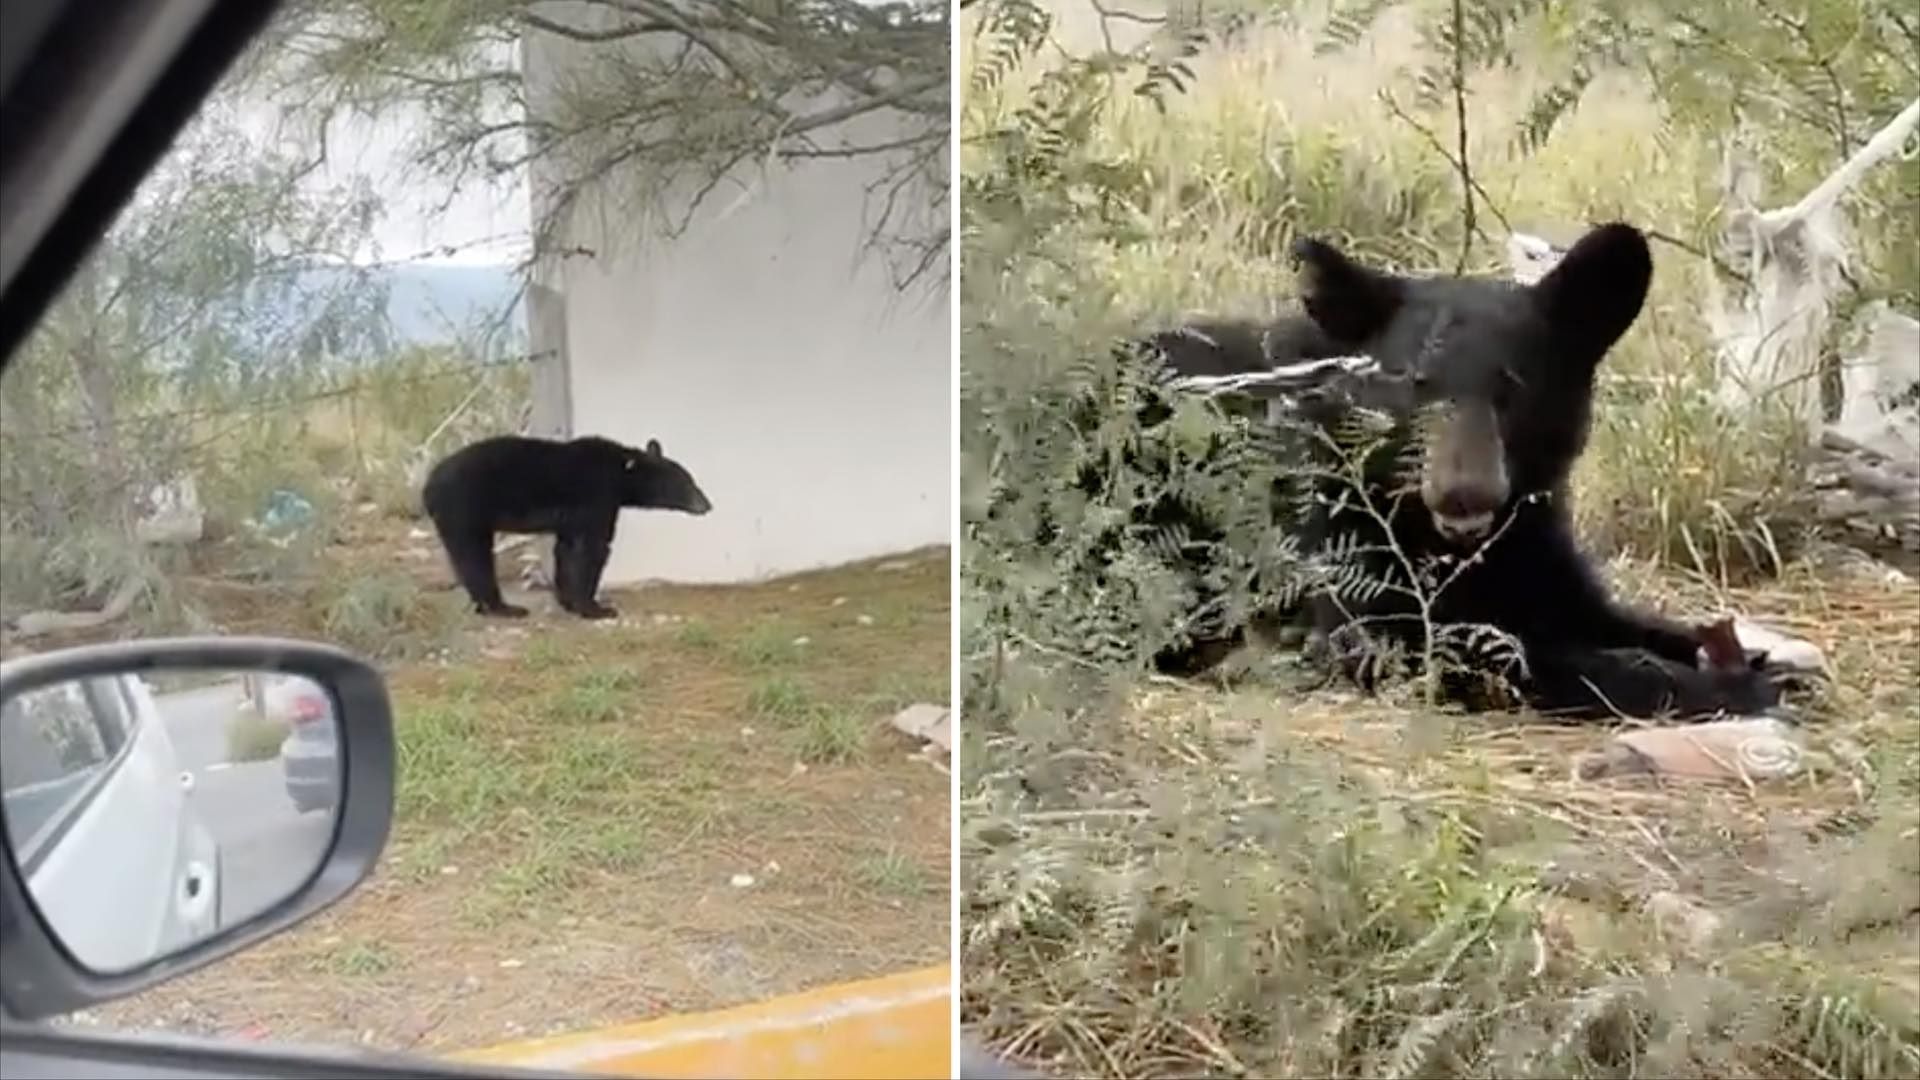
[0,667,340,974]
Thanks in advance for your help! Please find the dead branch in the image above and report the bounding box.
[1708,98,1920,430]
[1764,98,1920,229]
[8,577,147,640]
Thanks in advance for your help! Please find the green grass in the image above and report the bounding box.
[555,666,640,724]
[747,674,814,722]
[380,565,947,936]
[795,706,867,764]
[855,847,930,897]
[395,702,512,820]
[318,939,398,977]
[675,619,720,650]
[733,623,804,667]
[463,815,659,926]
[521,636,569,670]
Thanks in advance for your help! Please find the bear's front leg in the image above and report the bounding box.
[1518,535,1703,665]
[1520,645,1783,723]
[556,511,619,620]
[1309,592,1423,691]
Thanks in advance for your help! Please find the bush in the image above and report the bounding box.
[226,708,289,763]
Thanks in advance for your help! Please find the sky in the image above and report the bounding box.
[231,90,531,270]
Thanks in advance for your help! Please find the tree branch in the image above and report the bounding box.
[1377,90,1508,241]
[1449,0,1476,274]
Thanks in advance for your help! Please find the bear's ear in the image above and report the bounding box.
[645,438,662,457]
[1531,222,1653,361]
[1292,237,1404,345]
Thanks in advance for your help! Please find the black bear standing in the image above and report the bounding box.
[1134,222,1802,722]
[422,435,712,620]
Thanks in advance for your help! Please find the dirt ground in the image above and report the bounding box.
[58,524,953,1056]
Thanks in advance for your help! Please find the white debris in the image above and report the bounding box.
[1731,618,1829,675]
[890,703,952,755]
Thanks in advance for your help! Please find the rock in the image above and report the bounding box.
[729,873,755,888]
[856,614,876,626]
[1577,717,1805,783]
[890,703,952,754]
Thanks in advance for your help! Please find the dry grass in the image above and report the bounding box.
[90,531,953,1053]
[963,559,1920,1080]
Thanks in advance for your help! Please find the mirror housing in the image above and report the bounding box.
[0,637,395,1021]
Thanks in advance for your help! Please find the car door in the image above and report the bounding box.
[0,676,190,974]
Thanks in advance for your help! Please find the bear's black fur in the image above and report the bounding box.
[421,434,712,620]
[1125,222,1792,722]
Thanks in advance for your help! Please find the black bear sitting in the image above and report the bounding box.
[1137,222,1800,722]
[422,434,712,620]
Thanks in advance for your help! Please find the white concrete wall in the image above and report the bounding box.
[522,12,950,586]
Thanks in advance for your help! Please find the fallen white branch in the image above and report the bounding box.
[1170,355,1378,397]
[1506,232,1565,285]
[133,474,205,546]
[1764,98,1920,229]
[1710,98,1920,429]
[8,576,146,639]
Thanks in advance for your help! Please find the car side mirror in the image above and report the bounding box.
[0,637,395,1021]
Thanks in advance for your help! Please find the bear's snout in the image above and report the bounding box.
[1420,402,1509,545]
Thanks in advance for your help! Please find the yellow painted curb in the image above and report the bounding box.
[452,964,952,1079]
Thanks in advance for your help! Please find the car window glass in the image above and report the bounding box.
[0,677,122,864]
